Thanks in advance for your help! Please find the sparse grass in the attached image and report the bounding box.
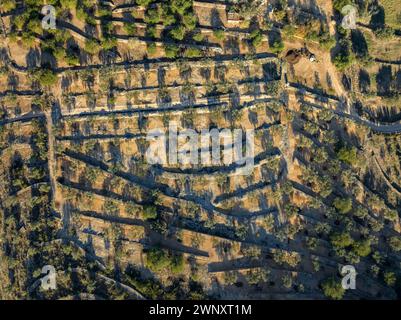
[381,0,401,28]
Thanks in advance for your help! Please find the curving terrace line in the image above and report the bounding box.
[0,90,43,97]
[213,180,274,204]
[75,209,210,258]
[60,96,278,119]
[373,156,401,197]
[58,19,223,51]
[152,149,281,176]
[62,149,278,218]
[0,112,45,126]
[300,99,401,134]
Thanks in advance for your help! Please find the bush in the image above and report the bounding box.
[384,272,396,286]
[333,52,354,70]
[333,197,352,214]
[34,69,58,87]
[213,29,225,41]
[223,271,237,285]
[145,248,171,271]
[389,237,401,252]
[60,0,77,10]
[352,239,371,257]
[161,6,176,26]
[333,0,351,13]
[1,0,16,11]
[182,12,197,30]
[101,37,117,50]
[145,248,184,274]
[85,39,101,55]
[318,34,336,50]
[337,146,357,165]
[146,25,157,38]
[192,32,204,42]
[123,22,137,35]
[271,40,284,54]
[241,245,261,258]
[164,44,180,58]
[21,32,36,48]
[330,232,353,249]
[66,53,80,66]
[354,206,368,219]
[383,209,398,222]
[170,26,186,41]
[170,253,185,274]
[54,47,66,61]
[184,47,201,58]
[147,42,157,55]
[245,268,269,285]
[144,7,162,24]
[284,203,299,218]
[136,0,153,6]
[143,205,157,220]
[235,224,248,240]
[170,0,193,15]
[321,277,345,300]
[250,30,263,47]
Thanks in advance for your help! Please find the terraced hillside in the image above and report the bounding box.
[1,0,401,300]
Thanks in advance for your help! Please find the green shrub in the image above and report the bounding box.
[384,271,396,286]
[136,0,153,7]
[21,32,36,48]
[389,237,401,252]
[383,209,398,222]
[333,197,352,214]
[146,25,157,38]
[161,6,176,26]
[333,52,354,70]
[147,42,157,55]
[271,40,284,54]
[182,12,197,30]
[1,0,16,11]
[60,0,78,10]
[145,248,185,274]
[123,22,137,35]
[337,146,357,165]
[250,30,263,47]
[170,26,186,41]
[84,39,101,55]
[352,239,371,257]
[145,248,170,272]
[245,268,269,285]
[144,7,162,24]
[143,205,157,220]
[333,0,351,13]
[183,47,201,58]
[321,277,345,300]
[54,47,66,60]
[192,32,204,42]
[170,253,185,274]
[330,232,353,248]
[66,53,80,66]
[165,44,180,58]
[34,69,58,87]
[171,0,193,15]
[213,29,225,41]
[101,37,117,50]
